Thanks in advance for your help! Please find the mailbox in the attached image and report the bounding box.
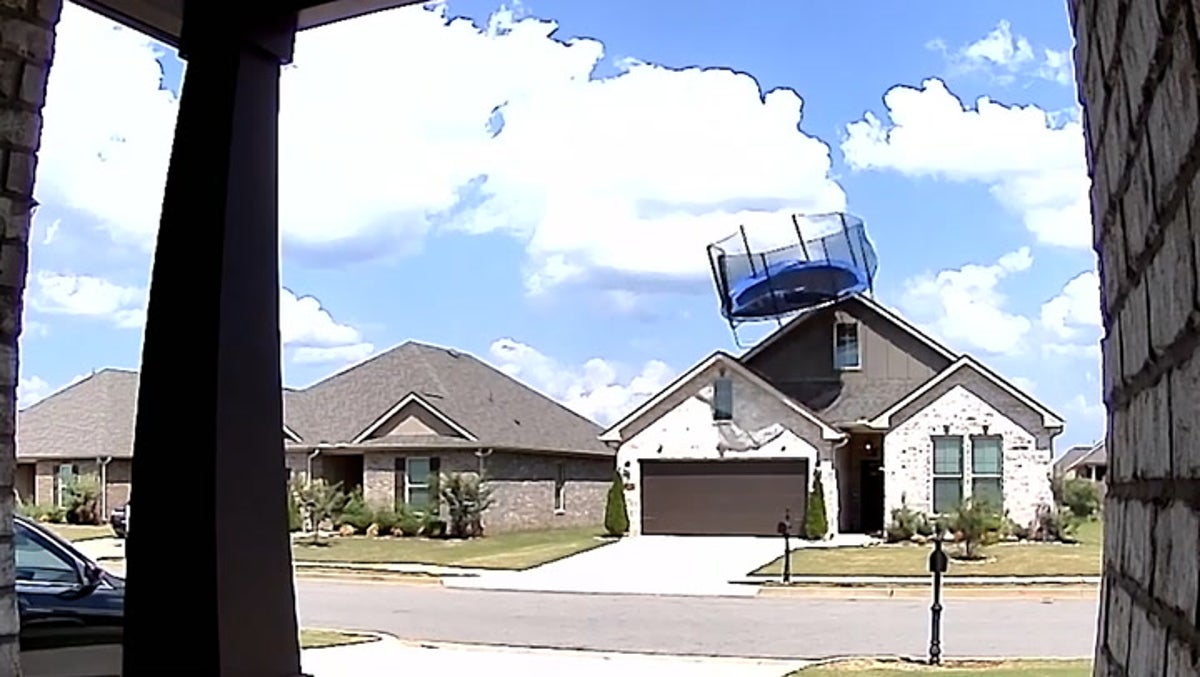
[928,548,949,574]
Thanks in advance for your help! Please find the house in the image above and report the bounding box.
[601,294,1064,537]
[281,341,613,532]
[1054,440,1107,482]
[17,342,615,532]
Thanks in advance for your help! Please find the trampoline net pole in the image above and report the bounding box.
[739,225,758,277]
[791,214,811,260]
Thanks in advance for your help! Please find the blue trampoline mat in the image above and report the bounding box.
[726,259,868,320]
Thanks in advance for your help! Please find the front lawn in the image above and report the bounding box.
[789,659,1090,676]
[299,629,378,649]
[42,524,115,542]
[756,520,1102,578]
[292,527,610,569]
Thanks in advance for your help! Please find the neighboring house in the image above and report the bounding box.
[17,342,614,532]
[601,294,1064,537]
[1054,441,1107,482]
[15,369,137,519]
[283,341,613,532]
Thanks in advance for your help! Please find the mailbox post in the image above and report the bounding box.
[776,509,793,584]
[928,531,949,665]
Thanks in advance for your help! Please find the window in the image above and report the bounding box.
[970,436,1004,509]
[554,463,566,513]
[932,436,963,514]
[712,377,733,421]
[14,525,80,585]
[55,463,78,507]
[834,322,861,370]
[405,456,440,510]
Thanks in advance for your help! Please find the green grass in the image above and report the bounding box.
[757,520,1102,578]
[292,527,611,570]
[42,524,116,542]
[788,659,1091,676]
[299,629,378,649]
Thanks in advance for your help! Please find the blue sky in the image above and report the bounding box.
[21,1,1101,449]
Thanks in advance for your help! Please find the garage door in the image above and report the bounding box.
[640,459,808,536]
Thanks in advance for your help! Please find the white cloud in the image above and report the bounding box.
[30,271,146,328]
[1009,376,1038,395]
[17,375,51,408]
[841,78,1091,249]
[1036,267,1099,345]
[38,3,846,296]
[488,337,674,425]
[1066,393,1105,425]
[928,21,1073,86]
[898,247,1034,356]
[280,289,373,364]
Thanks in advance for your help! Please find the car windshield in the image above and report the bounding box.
[14,525,79,585]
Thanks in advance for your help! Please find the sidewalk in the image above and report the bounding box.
[301,636,810,677]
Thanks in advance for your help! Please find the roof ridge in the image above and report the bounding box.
[456,348,604,431]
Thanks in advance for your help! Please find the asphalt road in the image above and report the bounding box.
[296,581,1100,660]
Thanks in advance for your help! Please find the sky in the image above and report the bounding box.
[20,1,1102,451]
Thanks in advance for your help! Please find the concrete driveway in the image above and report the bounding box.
[445,536,784,597]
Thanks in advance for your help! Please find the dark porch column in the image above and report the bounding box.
[123,4,302,675]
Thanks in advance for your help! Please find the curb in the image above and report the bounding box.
[295,568,446,586]
[755,584,1099,600]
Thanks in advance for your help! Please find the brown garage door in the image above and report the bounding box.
[640,459,808,536]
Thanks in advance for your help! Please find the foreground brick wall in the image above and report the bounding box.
[1070,0,1200,674]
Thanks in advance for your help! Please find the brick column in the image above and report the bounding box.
[1070,0,1200,674]
[0,0,61,673]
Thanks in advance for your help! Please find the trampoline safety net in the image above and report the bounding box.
[707,212,879,324]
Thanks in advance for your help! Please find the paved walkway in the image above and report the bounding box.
[301,637,810,676]
[444,535,865,597]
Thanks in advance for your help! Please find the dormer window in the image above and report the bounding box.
[834,321,861,370]
[713,377,733,421]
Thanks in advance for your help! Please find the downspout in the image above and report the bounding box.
[97,456,113,519]
[306,446,326,487]
[474,447,494,476]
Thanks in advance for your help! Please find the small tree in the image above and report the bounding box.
[286,478,303,532]
[63,474,102,525]
[293,479,346,545]
[604,473,629,537]
[804,468,829,540]
[949,497,1004,559]
[1055,476,1102,521]
[440,471,494,539]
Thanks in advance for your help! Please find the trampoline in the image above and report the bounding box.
[707,212,879,345]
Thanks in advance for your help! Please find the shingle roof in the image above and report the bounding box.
[285,341,610,455]
[17,369,139,459]
[1054,440,1105,474]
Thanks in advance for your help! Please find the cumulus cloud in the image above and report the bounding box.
[898,247,1034,356]
[281,289,373,364]
[1040,270,1101,358]
[38,3,846,300]
[30,272,146,329]
[17,375,51,408]
[488,337,674,425]
[841,79,1090,249]
[927,21,1074,86]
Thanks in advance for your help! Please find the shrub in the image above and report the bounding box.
[948,498,1004,559]
[804,468,829,540]
[886,502,932,543]
[440,472,495,539]
[1056,476,1102,521]
[1005,516,1031,541]
[371,506,399,535]
[18,502,65,523]
[293,479,347,544]
[397,505,423,537]
[1034,503,1081,543]
[603,472,629,537]
[338,490,374,533]
[63,474,102,525]
[287,485,303,532]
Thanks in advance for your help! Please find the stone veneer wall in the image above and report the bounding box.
[883,385,1052,528]
[614,365,836,536]
[1071,0,1200,673]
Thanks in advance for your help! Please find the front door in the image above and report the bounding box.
[859,459,885,534]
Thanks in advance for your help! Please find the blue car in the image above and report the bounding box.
[14,514,124,676]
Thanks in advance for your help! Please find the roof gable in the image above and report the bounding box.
[286,341,609,454]
[867,355,1065,430]
[17,369,139,460]
[740,294,958,365]
[351,392,476,443]
[600,352,844,443]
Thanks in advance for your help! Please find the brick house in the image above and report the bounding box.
[601,293,1064,537]
[282,341,613,532]
[17,342,614,532]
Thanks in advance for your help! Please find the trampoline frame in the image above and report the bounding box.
[707,212,878,348]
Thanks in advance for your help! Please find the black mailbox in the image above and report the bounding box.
[928,548,949,574]
[776,521,789,536]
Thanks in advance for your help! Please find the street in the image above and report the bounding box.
[296,581,1100,660]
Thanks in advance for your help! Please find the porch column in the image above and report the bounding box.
[123,4,302,675]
